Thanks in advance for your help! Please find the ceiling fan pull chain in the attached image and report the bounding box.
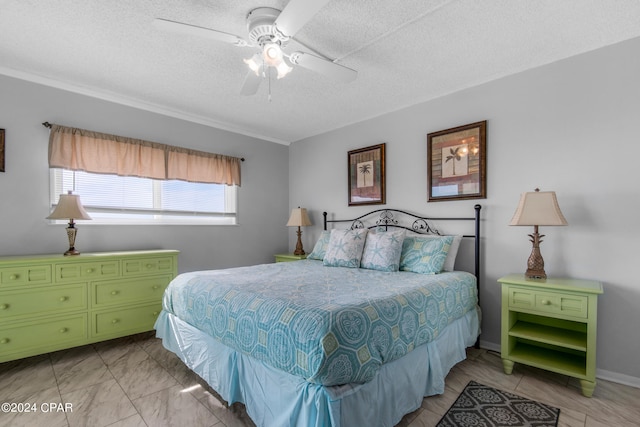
[268,67,272,102]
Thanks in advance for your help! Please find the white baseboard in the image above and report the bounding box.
[478,340,640,389]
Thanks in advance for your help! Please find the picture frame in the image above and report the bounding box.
[348,143,386,206]
[427,120,486,202]
[0,129,5,173]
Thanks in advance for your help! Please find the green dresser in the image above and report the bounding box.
[0,250,178,362]
[499,274,603,397]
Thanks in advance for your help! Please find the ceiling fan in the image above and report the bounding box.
[154,0,357,96]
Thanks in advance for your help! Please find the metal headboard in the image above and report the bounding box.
[323,204,482,293]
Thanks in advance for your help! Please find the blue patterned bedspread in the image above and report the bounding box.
[161,259,477,386]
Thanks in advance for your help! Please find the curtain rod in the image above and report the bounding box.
[42,122,245,161]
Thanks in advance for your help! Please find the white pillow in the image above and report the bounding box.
[360,229,405,272]
[323,229,369,268]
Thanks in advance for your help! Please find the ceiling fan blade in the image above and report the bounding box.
[291,52,357,83]
[274,0,331,36]
[240,71,262,95]
[154,18,247,46]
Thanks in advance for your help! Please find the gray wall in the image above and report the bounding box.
[0,75,290,273]
[289,36,640,384]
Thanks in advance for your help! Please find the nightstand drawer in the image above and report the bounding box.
[122,257,175,276]
[93,275,171,307]
[93,303,162,337]
[508,287,588,319]
[0,284,87,319]
[0,314,87,358]
[55,261,120,282]
[0,265,51,287]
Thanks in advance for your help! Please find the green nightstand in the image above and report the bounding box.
[274,254,307,262]
[499,274,603,397]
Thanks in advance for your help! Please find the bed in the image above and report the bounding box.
[155,206,482,427]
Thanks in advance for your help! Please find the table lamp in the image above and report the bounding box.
[47,191,92,256]
[510,188,567,279]
[286,207,312,255]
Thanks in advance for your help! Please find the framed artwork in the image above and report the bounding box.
[427,120,486,202]
[0,129,4,173]
[348,143,386,206]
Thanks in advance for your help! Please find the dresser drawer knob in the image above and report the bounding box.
[111,319,120,324]
[59,328,68,333]
[146,264,153,269]
[59,296,68,302]
[152,285,160,290]
[9,274,19,280]
[152,311,159,316]
[0,304,8,310]
[541,299,551,305]
[86,268,94,273]
[0,338,9,344]
[111,290,119,296]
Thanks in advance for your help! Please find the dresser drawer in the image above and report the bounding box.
[0,265,51,288]
[55,260,120,282]
[0,314,87,359]
[0,284,86,320]
[508,287,588,319]
[93,303,162,337]
[92,275,171,307]
[122,256,175,276]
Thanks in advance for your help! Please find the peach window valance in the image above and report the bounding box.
[47,124,242,186]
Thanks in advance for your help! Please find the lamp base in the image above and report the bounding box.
[64,247,81,256]
[293,227,306,256]
[63,223,81,256]
[525,226,546,279]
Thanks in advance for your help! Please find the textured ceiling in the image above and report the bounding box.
[2,0,640,144]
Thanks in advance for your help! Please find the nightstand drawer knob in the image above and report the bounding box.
[59,328,68,333]
[0,304,8,310]
[59,296,68,302]
[146,264,153,268]
[152,285,160,290]
[541,299,551,305]
[152,311,159,316]
[111,291,119,296]
[111,319,120,324]
[0,338,9,344]
[86,268,94,273]
[9,274,18,280]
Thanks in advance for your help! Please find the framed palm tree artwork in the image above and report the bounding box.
[348,143,385,206]
[427,121,486,202]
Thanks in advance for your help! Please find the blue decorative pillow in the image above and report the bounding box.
[323,229,369,268]
[307,230,331,260]
[399,235,454,274]
[360,229,405,272]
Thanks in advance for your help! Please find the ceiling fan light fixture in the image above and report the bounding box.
[263,43,284,67]
[243,54,262,76]
[276,60,293,79]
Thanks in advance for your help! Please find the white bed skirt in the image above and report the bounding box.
[155,307,480,427]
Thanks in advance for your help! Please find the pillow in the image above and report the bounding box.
[323,228,369,268]
[423,234,462,272]
[360,229,405,272]
[307,230,331,260]
[405,232,462,272]
[399,235,454,274]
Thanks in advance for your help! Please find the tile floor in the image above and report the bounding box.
[1,332,639,427]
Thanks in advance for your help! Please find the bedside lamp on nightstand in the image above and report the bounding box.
[286,207,312,256]
[510,188,567,279]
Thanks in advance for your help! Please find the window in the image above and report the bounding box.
[50,169,237,225]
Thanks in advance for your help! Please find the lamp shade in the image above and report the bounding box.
[286,207,312,227]
[47,191,92,220]
[510,189,567,226]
